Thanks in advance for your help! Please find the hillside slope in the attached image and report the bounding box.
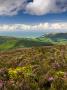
[0,33,67,51]
[0,36,52,51]
[45,33,67,40]
[38,33,67,44]
[0,46,67,90]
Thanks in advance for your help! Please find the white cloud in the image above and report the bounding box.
[26,0,67,15]
[0,0,27,15]
[25,0,55,15]
[0,22,67,31]
[0,0,67,15]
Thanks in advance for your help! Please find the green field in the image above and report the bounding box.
[0,33,67,51]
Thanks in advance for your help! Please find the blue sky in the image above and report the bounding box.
[0,12,67,24]
[0,0,66,24]
[0,0,67,37]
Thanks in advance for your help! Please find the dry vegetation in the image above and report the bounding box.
[0,45,67,90]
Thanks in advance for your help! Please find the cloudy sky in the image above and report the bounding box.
[0,0,67,37]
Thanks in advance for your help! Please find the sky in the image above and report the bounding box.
[0,0,67,37]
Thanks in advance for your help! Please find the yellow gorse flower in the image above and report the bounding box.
[8,65,32,79]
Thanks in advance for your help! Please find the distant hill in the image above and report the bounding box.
[0,33,67,51]
[45,33,67,40]
[0,36,52,51]
[39,33,67,44]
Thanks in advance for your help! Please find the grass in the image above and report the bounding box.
[0,40,17,51]
[1,33,67,51]
[0,36,53,51]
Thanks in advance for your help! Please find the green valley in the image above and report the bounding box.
[0,33,67,51]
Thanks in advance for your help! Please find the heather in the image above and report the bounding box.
[0,46,67,90]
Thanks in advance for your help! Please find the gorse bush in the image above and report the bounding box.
[55,71,65,78]
[8,65,32,79]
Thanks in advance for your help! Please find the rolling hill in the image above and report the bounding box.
[0,33,67,51]
[38,33,67,44]
[45,33,67,40]
[0,36,52,51]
